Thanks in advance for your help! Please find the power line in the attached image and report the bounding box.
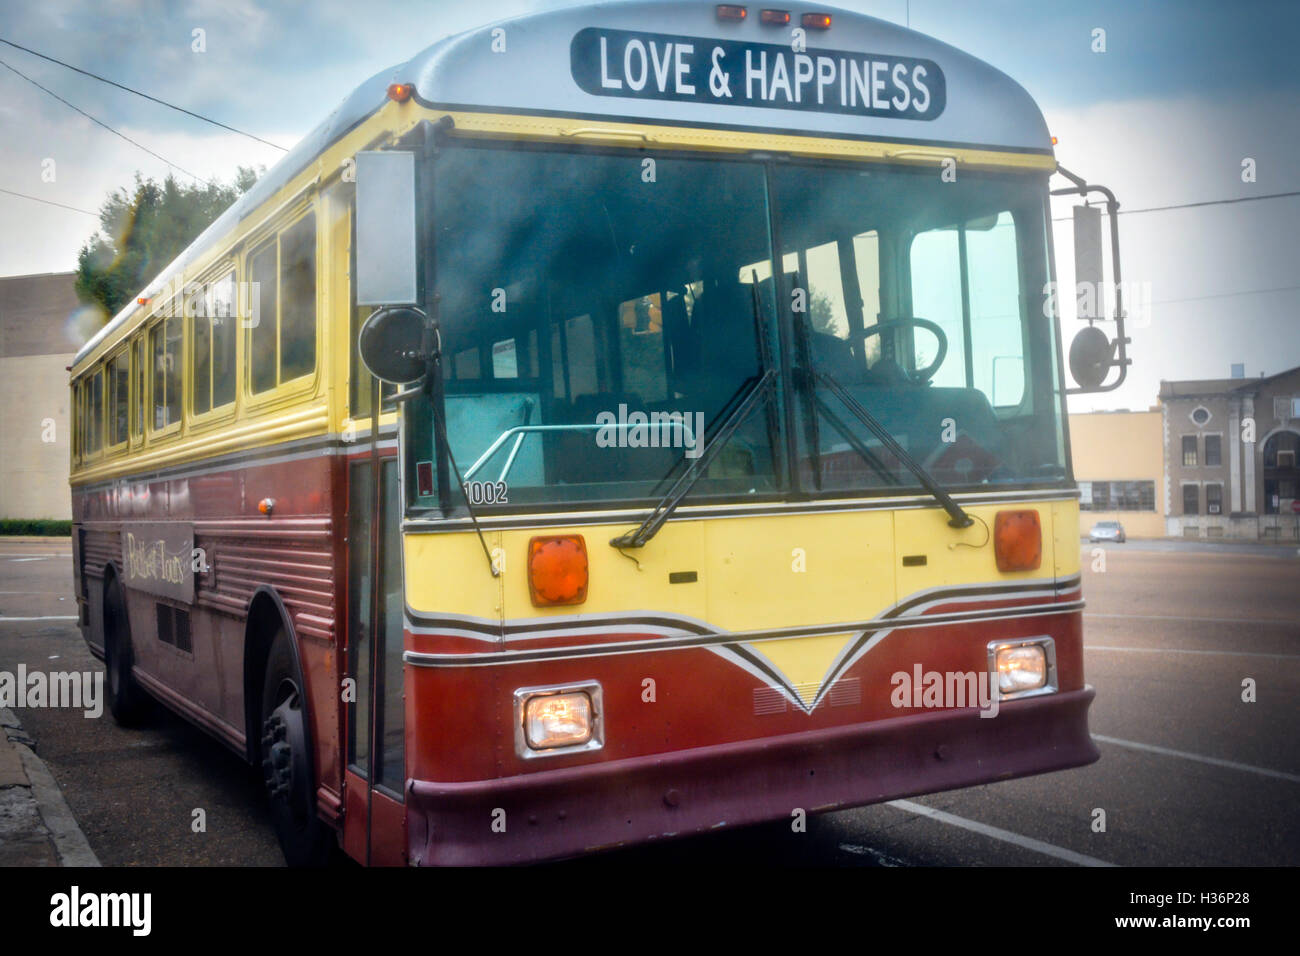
[0,36,287,151]
[1150,283,1300,307]
[0,186,98,216]
[0,54,202,182]
[1052,190,1300,221]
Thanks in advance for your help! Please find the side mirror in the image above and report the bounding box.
[355,151,417,307]
[1068,325,1116,391]
[358,307,428,385]
[1052,167,1131,393]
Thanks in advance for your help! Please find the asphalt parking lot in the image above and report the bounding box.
[1,536,1296,866]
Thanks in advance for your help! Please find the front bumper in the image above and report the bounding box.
[407,686,1098,865]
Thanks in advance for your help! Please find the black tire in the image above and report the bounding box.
[104,577,150,726]
[259,627,334,867]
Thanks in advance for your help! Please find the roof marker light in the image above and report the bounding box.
[386,82,413,103]
[802,12,832,29]
[717,5,748,21]
[761,9,791,24]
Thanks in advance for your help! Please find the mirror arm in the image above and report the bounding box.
[1053,165,1131,394]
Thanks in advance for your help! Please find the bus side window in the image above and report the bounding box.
[87,368,103,454]
[249,240,278,394]
[132,337,146,440]
[853,230,883,367]
[280,213,317,383]
[617,293,667,403]
[191,287,212,415]
[108,351,129,446]
[151,312,182,429]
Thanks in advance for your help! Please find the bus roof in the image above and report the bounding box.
[74,0,1051,369]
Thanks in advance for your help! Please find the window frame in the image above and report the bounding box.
[85,365,105,460]
[1181,481,1200,515]
[1205,482,1224,515]
[1204,432,1222,468]
[1181,434,1198,467]
[244,204,321,409]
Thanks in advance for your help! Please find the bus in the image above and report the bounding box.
[68,0,1129,866]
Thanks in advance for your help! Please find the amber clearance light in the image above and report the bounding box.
[528,535,589,607]
[386,82,413,103]
[994,510,1042,572]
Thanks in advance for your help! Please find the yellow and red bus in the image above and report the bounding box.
[69,1,1128,865]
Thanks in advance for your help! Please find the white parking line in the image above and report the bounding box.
[886,799,1116,867]
[0,616,78,623]
[7,557,52,563]
[1087,644,1300,661]
[1092,734,1300,784]
[1085,612,1296,626]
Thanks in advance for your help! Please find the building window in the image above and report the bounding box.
[1182,483,1199,515]
[1190,406,1210,426]
[1181,435,1198,467]
[1275,396,1299,421]
[1079,480,1156,511]
[1206,483,1223,514]
[1204,434,1222,467]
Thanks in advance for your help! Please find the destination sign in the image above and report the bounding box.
[571,27,945,120]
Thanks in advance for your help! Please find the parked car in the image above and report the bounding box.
[1088,520,1127,543]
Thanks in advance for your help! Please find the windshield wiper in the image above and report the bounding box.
[793,312,973,530]
[610,275,777,550]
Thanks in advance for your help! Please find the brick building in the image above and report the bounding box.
[1160,365,1300,540]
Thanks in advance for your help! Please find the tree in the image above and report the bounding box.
[75,167,262,322]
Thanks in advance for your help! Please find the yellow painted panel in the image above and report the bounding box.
[894,502,1057,599]
[404,531,503,623]
[703,510,895,631]
[498,520,708,625]
[1052,499,1082,579]
[751,632,856,706]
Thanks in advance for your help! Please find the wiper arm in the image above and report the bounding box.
[609,369,777,549]
[793,313,973,529]
[611,272,778,550]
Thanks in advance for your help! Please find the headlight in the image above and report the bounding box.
[514,682,604,757]
[988,637,1058,700]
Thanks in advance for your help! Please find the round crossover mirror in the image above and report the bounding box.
[1069,325,1115,390]
[358,306,428,385]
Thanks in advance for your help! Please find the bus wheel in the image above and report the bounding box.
[259,627,333,867]
[104,577,150,726]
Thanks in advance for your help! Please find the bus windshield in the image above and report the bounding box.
[409,143,1067,513]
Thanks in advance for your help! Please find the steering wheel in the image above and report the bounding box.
[860,316,948,384]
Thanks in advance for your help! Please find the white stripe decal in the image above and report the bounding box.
[887,799,1117,867]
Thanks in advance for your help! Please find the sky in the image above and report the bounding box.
[0,0,1296,413]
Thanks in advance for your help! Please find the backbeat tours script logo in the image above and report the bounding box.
[124,533,186,588]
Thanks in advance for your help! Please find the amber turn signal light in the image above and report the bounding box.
[386,82,413,102]
[528,535,589,607]
[994,510,1042,572]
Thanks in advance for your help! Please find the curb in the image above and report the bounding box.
[0,707,100,867]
